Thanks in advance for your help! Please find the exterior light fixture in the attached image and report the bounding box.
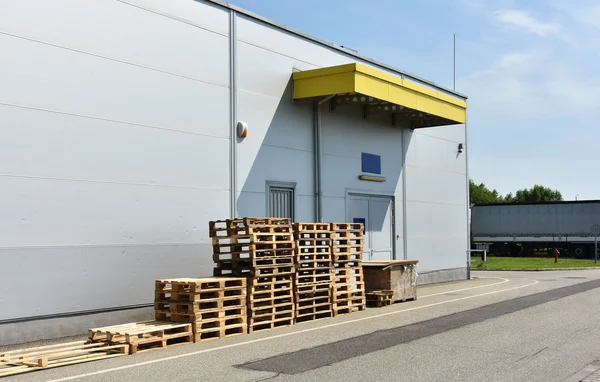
[458,143,464,153]
[237,121,248,139]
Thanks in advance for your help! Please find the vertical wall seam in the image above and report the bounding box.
[402,128,409,260]
[228,10,238,218]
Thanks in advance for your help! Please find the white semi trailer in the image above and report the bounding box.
[471,201,600,258]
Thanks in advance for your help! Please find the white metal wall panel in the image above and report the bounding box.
[0,35,230,139]
[405,132,467,176]
[236,15,353,69]
[404,128,468,271]
[0,107,229,192]
[0,0,231,320]
[1,1,230,66]
[406,202,467,271]
[235,29,315,220]
[241,145,313,195]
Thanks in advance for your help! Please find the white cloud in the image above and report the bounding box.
[495,9,562,36]
[571,4,600,29]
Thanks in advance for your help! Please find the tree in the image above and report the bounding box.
[510,184,563,203]
[469,181,564,204]
[469,180,504,205]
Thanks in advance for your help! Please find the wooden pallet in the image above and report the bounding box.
[332,253,362,262]
[210,217,291,230]
[210,224,294,238]
[297,260,333,270]
[331,222,364,232]
[88,321,193,354]
[366,290,394,307]
[194,324,247,342]
[188,316,246,332]
[293,222,331,232]
[214,256,295,268]
[295,306,333,321]
[333,260,362,269]
[249,274,294,286]
[212,232,295,242]
[297,252,332,261]
[213,242,296,257]
[156,277,246,295]
[296,238,331,248]
[0,341,128,377]
[212,247,296,261]
[250,287,293,303]
[295,273,332,284]
[332,295,367,316]
[248,315,295,333]
[248,302,295,317]
[169,297,246,314]
[214,264,295,277]
[332,245,364,255]
[169,306,247,322]
[295,282,333,294]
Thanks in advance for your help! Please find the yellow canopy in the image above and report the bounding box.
[292,63,467,128]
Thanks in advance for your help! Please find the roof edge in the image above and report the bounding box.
[200,0,468,100]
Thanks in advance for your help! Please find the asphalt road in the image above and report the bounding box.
[4,270,600,382]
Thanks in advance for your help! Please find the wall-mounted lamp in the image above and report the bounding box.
[458,143,464,153]
[237,121,248,139]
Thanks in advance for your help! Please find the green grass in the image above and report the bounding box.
[470,256,600,270]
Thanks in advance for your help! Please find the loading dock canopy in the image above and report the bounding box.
[292,63,467,128]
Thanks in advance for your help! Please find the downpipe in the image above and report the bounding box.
[314,95,335,222]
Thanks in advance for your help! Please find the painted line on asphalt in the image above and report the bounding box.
[47,277,539,382]
[419,277,509,298]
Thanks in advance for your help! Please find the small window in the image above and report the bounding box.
[361,152,381,174]
[267,181,295,220]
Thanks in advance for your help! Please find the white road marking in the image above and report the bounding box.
[47,277,539,382]
[419,277,509,298]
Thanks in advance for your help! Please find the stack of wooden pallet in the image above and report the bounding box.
[331,222,366,316]
[210,217,296,333]
[154,277,247,342]
[293,223,334,322]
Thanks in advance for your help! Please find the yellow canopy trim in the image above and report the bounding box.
[292,63,467,127]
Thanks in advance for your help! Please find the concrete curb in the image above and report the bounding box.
[474,267,600,272]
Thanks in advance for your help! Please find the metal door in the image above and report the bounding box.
[369,197,394,261]
[347,195,371,261]
[347,194,394,261]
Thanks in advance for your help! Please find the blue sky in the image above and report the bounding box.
[230,0,600,201]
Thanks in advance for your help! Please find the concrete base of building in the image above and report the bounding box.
[0,306,154,346]
[417,267,468,285]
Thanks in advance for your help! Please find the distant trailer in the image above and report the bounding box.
[471,201,600,258]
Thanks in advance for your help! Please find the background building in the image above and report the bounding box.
[0,0,469,344]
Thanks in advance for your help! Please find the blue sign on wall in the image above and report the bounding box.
[361,152,381,174]
[353,217,366,234]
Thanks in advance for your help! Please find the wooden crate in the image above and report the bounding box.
[362,260,418,302]
[0,341,127,378]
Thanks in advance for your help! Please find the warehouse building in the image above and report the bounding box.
[0,0,469,344]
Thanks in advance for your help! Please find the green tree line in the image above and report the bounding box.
[469,180,563,205]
